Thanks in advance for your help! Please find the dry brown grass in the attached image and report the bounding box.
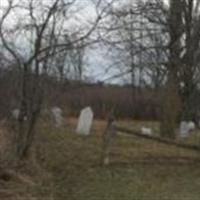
[0,119,54,200]
[0,120,14,169]
[39,119,200,200]
[1,118,200,200]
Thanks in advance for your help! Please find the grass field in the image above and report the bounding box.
[42,119,200,200]
[2,119,200,200]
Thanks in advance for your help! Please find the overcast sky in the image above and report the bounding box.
[0,0,170,84]
[0,0,120,82]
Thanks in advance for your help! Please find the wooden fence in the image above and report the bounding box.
[102,118,200,165]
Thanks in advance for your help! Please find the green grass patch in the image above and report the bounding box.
[38,120,200,200]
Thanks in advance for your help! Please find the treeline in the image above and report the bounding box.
[2,69,200,121]
[0,69,161,120]
[55,84,161,120]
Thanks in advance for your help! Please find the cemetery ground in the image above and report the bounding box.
[2,119,200,200]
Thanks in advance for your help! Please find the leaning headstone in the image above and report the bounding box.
[180,121,190,138]
[76,106,94,136]
[51,107,63,127]
[12,109,20,119]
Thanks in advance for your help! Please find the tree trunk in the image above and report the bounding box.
[15,63,43,161]
[160,0,182,139]
[160,71,181,139]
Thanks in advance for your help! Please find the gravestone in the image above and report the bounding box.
[141,127,152,135]
[51,107,63,127]
[76,106,94,135]
[180,121,196,138]
[12,109,20,119]
[180,121,190,138]
[188,121,195,131]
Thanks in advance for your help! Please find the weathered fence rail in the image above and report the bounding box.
[114,126,200,151]
[102,119,200,165]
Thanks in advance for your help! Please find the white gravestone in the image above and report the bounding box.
[51,107,63,127]
[12,109,28,121]
[188,121,195,131]
[141,127,152,136]
[180,121,195,138]
[76,107,94,136]
[12,109,20,119]
[180,121,190,138]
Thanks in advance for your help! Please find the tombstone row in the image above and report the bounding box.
[11,106,197,138]
[11,106,94,135]
[140,121,196,138]
[11,107,64,128]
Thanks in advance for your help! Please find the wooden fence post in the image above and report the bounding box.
[102,116,116,165]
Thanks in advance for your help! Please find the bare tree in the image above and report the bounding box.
[0,0,109,162]
[101,0,200,138]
